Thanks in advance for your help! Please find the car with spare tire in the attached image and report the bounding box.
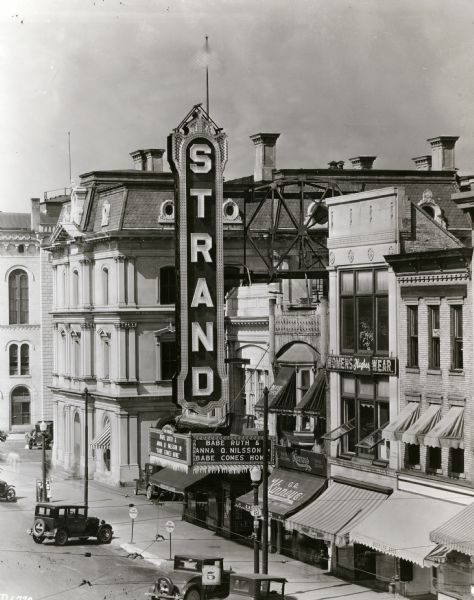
[28,503,113,546]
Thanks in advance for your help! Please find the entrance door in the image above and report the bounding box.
[354,543,376,582]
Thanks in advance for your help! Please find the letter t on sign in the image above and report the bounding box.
[190,189,212,218]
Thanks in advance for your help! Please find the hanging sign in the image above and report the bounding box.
[326,354,398,376]
[192,434,274,473]
[168,106,229,415]
[148,428,191,471]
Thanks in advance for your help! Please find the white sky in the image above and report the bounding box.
[1,0,474,212]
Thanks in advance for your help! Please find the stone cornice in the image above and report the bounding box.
[398,272,469,285]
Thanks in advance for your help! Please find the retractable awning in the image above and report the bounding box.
[322,418,355,442]
[236,468,326,520]
[356,426,387,451]
[295,370,326,415]
[401,404,441,445]
[382,402,420,441]
[285,480,390,545]
[424,406,464,449]
[90,424,111,449]
[350,491,464,567]
[282,432,315,448]
[424,545,451,566]
[255,367,295,412]
[430,501,474,556]
[149,468,208,494]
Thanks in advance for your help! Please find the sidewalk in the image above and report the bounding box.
[0,442,393,600]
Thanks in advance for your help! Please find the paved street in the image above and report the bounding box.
[0,438,393,600]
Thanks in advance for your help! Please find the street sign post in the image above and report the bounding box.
[129,505,138,544]
[250,505,262,518]
[166,520,175,559]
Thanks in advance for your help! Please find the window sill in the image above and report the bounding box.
[405,464,421,471]
[427,369,442,376]
[405,367,420,374]
[449,370,464,377]
[338,452,355,461]
[449,472,466,480]
[9,374,31,378]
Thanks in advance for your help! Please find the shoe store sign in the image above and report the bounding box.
[326,354,398,375]
[168,106,229,415]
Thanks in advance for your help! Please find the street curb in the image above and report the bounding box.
[120,542,171,568]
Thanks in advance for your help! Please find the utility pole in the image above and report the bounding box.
[84,387,89,515]
[262,386,269,574]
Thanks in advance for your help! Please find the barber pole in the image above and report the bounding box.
[168,106,228,416]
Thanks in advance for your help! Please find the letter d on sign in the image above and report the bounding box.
[192,367,214,396]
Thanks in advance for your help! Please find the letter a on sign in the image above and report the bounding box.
[167,106,229,416]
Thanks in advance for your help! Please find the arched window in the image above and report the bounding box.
[60,331,67,374]
[11,386,31,426]
[161,340,177,380]
[20,344,29,375]
[159,266,176,305]
[9,269,29,324]
[72,333,81,378]
[9,344,18,375]
[103,338,110,379]
[72,270,79,307]
[102,267,109,305]
[103,416,111,471]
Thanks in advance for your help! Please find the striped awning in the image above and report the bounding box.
[350,491,464,567]
[424,544,451,566]
[90,424,111,449]
[401,404,442,445]
[382,402,420,441]
[424,406,464,449]
[430,501,474,556]
[285,479,390,545]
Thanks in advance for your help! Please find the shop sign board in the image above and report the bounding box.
[149,428,191,468]
[168,107,229,415]
[326,354,398,376]
[192,434,273,470]
[275,446,327,477]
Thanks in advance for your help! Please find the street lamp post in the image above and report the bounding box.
[262,386,269,574]
[39,420,48,502]
[250,466,262,574]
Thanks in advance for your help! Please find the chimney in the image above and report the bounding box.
[143,149,165,172]
[349,156,377,170]
[427,136,459,170]
[130,150,145,170]
[328,161,338,170]
[250,133,280,182]
[337,160,345,170]
[31,198,40,232]
[412,155,432,171]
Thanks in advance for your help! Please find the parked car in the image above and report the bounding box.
[226,574,288,600]
[25,421,53,450]
[146,555,232,600]
[28,503,113,546]
[135,463,180,501]
[0,470,16,502]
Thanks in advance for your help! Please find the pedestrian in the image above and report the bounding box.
[7,451,20,472]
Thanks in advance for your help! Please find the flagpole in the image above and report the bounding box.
[205,35,209,115]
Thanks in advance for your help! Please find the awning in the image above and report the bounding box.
[255,366,295,412]
[295,369,326,415]
[282,432,315,448]
[350,491,464,567]
[382,402,420,441]
[149,468,208,494]
[356,425,387,451]
[401,404,441,445]
[424,406,464,449]
[276,343,319,365]
[430,501,474,556]
[424,545,451,566]
[236,468,326,520]
[285,480,390,545]
[90,424,111,449]
[322,418,355,442]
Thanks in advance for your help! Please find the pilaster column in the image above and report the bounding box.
[53,324,59,374]
[64,324,71,376]
[127,258,136,306]
[80,323,94,378]
[52,265,58,310]
[128,324,137,381]
[64,264,70,308]
[80,258,93,308]
[114,255,126,307]
[115,323,128,380]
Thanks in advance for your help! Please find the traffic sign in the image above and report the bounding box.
[165,520,175,533]
[129,506,138,520]
[250,505,262,518]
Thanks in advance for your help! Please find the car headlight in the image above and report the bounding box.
[156,577,172,594]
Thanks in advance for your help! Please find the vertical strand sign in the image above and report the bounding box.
[168,106,229,415]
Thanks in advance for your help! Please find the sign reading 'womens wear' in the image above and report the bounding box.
[167,107,229,416]
[326,354,398,376]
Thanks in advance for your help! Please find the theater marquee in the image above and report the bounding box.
[168,106,229,415]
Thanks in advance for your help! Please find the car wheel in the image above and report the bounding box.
[33,519,46,537]
[55,528,69,546]
[146,485,155,500]
[6,487,16,502]
[32,534,44,544]
[184,589,201,600]
[97,526,112,544]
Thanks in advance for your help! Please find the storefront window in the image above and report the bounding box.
[404,443,420,469]
[340,269,389,355]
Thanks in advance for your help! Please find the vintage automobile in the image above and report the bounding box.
[28,503,113,546]
[0,470,16,502]
[135,463,180,501]
[25,421,54,450]
[226,574,287,600]
[146,555,233,600]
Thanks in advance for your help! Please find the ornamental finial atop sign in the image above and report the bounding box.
[167,106,229,420]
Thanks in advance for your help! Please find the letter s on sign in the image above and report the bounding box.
[190,144,212,173]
